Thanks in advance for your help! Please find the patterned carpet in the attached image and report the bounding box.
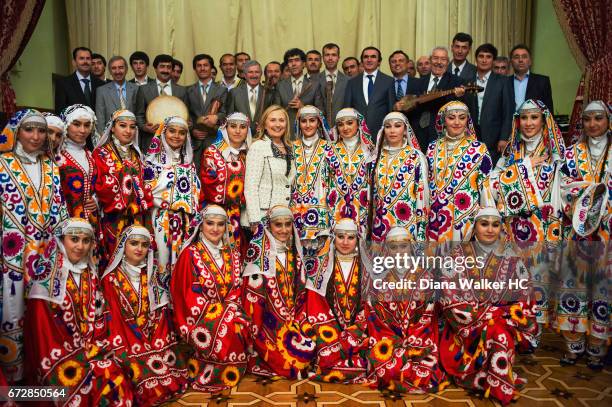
[165,331,612,406]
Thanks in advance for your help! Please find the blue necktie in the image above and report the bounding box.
[396,79,404,99]
[81,78,91,105]
[367,74,374,103]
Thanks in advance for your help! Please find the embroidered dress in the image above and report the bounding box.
[426,102,493,242]
[326,109,373,237]
[439,241,538,405]
[242,220,316,378]
[144,117,200,279]
[93,110,152,259]
[370,112,429,241]
[101,226,187,406]
[199,113,251,254]
[0,109,68,382]
[554,101,611,360]
[58,104,100,228]
[171,209,249,391]
[290,106,332,241]
[26,220,133,405]
[300,237,369,384]
[490,100,566,325]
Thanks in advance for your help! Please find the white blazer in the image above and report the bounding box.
[244,137,296,224]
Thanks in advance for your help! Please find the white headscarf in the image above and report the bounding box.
[145,116,193,165]
[61,104,99,147]
[103,225,168,310]
[28,218,96,304]
[216,112,252,161]
[97,109,142,157]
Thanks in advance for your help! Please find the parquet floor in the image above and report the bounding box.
[165,331,612,406]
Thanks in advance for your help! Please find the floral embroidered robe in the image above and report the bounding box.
[426,137,492,243]
[145,161,200,278]
[102,266,188,405]
[25,250,133,406]
[325,141,370,236]
[0,152,67,381]
[242,225,316,378]
[290,138,331,241]
[93,143,152,259]
[171,241,249,391]
[439,242,539,405]
[371,147,428,241]
[199,140,247,254]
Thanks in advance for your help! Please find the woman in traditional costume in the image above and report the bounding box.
[301,218,369,383]
[199,112,251,255]
[370,112,429,241]
[363,227,446,393]
[556,100,611,369]
[326,108,373,237]
[171,205,249,391]
[244,105,295,228]
[43,112,66,162]
[490,99,566,328]
[101,225,187,405]
[439,207,538,405]
[0,109,67,382]
[242,205,316,378]
[144,116,200,278]
[426,101,493,243]
[26,218,133,405]
[93,109,152,259]
[290,105,332,243]
[58,104,100,229]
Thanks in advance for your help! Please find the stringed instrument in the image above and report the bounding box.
[398,83,484,112]
[195,97,223,135]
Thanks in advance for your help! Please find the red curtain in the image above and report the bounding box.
[553,0,611,143]
[0,0,46,117]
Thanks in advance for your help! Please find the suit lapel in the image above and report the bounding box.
[71,73,85,100]
[525,74,534,100]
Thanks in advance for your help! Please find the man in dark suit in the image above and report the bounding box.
[465,43,513,164]
[95,55,138,132]
[506,44,554,113]
[343,46,395,136]
[275,48,322,138]
[186,53,228,161]
[128,51,154,86]
[227,60,276,136]
[55,47,105,114]
[409,47,466,150]
[315,43,348,124]
[388,50,419,104]
[447,32,477,82]
[264,61,282,88]
[134,54,188,151]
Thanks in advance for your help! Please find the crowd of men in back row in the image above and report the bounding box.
[54,32,554,164]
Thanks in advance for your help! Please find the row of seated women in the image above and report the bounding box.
[0,97,609,406]
[25,205,536,406]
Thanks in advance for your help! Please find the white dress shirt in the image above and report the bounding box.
[427,74,443,92]
[156,79,172,96]
[451,60,467,76]
[76,71,92,93]
[362,69,379,104]
[476,70,492,121]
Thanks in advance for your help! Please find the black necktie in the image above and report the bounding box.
[432,76,439,91]
[454,66,460,76]
[82,78,91,105]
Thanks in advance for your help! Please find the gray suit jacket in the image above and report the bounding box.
[226,83,276,134]
[447,61,477,82]
[134,80,188,151]
[186,81,228,124]
[95,81,138,132]
[274,75,323,137]
[316,71,348,125]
